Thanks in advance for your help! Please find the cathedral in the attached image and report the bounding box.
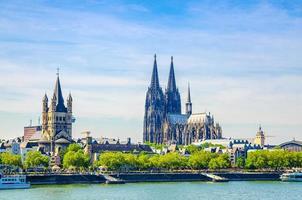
[38,71,73,154]
[143,55,222,145]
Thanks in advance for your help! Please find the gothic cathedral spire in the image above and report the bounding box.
[143,54,165,144]
[150,54,160,89]
[167,56,177,92]
[165,56,181,114]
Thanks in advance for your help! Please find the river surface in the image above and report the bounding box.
[1,181,301,200]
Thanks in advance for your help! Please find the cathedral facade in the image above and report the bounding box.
[39,72,73,154]
[143,55,222,145]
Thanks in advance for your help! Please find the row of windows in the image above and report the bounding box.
[1,178,24,182]
[45,116,70,121]
[56,125,68,129]
[56,116,66,121]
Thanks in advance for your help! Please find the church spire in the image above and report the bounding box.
[165,56,181,114]
[185,83,192,115]
[150,54,160,89]
[167,56,177,92]
[144,54,165,144]
[52,69,66,112]
[187,83,191,103]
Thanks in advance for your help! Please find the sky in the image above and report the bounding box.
[0,0,301,144]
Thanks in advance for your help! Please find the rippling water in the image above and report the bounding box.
[1,182,301,200]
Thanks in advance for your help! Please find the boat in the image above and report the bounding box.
[280,172,302,182]
[0,174,31,189]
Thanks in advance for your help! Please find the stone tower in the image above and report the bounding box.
[185,83,192,115]
[143,55,165,144]
[40,71,73,153]
[165,56,181,114]
[254,125,265,147]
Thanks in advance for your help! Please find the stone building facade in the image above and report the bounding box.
[39,72,73,153]
[143,55,222,145]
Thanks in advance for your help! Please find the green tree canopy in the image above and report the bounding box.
[188,151,216,169]
[209,154,230,170]
[0,152,22,167]
[66,143,82,152]
[63,146,90,170]
[245,150,302,170]
[24,151,49,169]
[98,152,128,171]
[158,152,187,169]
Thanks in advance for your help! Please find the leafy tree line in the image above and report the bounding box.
[0,143,90,170]
[0,151,49,169]
[2,146,302,172]
[244,150,302,170]
[0,152,22,167]
[97,150,302,172]
[96,151,230,171]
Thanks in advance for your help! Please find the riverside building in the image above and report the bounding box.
[143,55,222,145]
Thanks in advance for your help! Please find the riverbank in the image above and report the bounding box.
[27,174,107,185]
[26,171,281,185]
[110,172,281,183]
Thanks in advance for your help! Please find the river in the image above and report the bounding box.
[1,181,301,200]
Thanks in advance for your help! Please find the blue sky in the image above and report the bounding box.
[0,0,301,144]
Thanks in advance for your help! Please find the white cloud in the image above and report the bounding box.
[0,1,301,143]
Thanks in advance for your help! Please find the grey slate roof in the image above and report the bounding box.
[279,140,302,147]
[166,114,188,125]
[91,143,153,154]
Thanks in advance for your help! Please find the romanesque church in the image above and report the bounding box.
[39,72,73,154]
[143,55,222,145]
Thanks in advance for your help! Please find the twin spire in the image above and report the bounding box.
[149,54,192,115]
[150,54,177,92]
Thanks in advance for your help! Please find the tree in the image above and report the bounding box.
[24,151,49,169]
[0,152,22,167]
[66,143,82,152]
[235,156,245,168]
[245,151,268,169]
[188,151,215,169]
[209,154,230,170]
[137,153,151,170]
[244,150,302,170]
[267,150,285,170]
[186,145,200,154]
[98,152,127,171]
[63,146,90,170]
[158,152,187,170]
[149,154,161,169]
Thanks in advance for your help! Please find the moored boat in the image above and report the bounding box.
[0,174,31,189]
[280,172,302,182]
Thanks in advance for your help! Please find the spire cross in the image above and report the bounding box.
[56,67,60,77]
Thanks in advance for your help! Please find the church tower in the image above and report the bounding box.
[40,70,73,153]
[165,56,181,114]
[185,83,192,115]
[143,55,165,144]
[254,125,265,147]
